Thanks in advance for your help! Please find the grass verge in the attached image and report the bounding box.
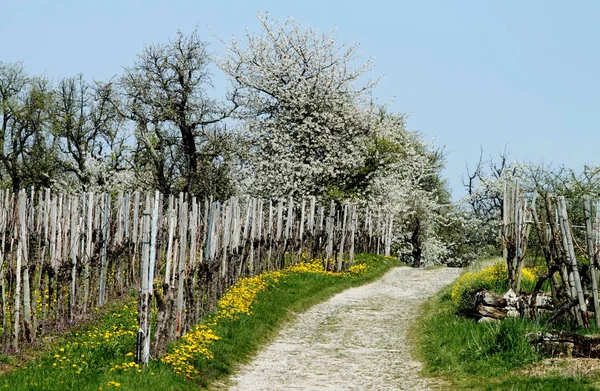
[0,253,399,390]
[411,262,600,391]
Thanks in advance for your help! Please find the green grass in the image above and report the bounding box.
[0,253,399,390]
[464,256,505,273]
[0,297,197,391]
[411,274,600,390]
[424,265,447,270]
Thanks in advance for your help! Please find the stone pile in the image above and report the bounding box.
[473,289,553,323]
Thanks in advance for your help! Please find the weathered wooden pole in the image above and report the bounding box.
[558,196,587,326]
[298,199,306,261]
[515,195,533,293]
[176,198,188,337]
[266,199,273,270]
[164,195,175,286]
[69,196,79,319]
[385,213,394,257]
[249,198,256,274]
[14,191,30,348]
[326,201,335,270]
[584,196,600,327]
[143,191,160,363]
[98,193,110,306]
[529,194,559,305]
[83,192,94,312]
[137,194,151,364]
[349,205,357,265]
[337,203,348,272]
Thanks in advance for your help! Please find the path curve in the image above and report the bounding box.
[225,266,461,391]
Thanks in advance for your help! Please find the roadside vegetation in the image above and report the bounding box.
[0,254,399,390]
[413,257,600,391]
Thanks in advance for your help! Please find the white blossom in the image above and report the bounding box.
[220,14,375,198]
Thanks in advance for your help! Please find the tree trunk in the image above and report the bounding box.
[411,219,422,268]
[180,125,198,194]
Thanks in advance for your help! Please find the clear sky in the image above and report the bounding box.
[2,0,599,200]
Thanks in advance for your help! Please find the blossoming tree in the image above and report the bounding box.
[219,14,375,199]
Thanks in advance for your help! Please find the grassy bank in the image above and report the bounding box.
[0,253,399,390]
[412,259,600,391]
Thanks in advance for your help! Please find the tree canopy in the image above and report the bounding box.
[0,15,469,266]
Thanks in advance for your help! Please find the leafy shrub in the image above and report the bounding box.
[451,263,537,314]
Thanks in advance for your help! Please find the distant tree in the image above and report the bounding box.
[403,150,451,267]
[120,30,236,197]
[0,62,59,192]
[463,148,512,224]
[357,109,456,267]
[52,75,128,191]
[219,14,375,199]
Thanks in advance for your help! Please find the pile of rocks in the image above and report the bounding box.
[473,289,553,323]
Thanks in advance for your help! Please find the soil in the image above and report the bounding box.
[221,266,461,390]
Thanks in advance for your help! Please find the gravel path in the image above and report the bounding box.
[224,266,461,391]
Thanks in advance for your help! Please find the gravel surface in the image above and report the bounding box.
[223,266,461,391]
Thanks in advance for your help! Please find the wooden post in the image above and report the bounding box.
[276,200,283,242]
[209,198,217,263]
[284,197,293,266]
[62,197,71,272]
[367,208,373,253]
[83,192,93,312]
[248,199,257,274]
[189,198,198,268]
[285,197,293,240]
[266,200,273,270]
[257,199,264,272]
[124,192,131,240]
[529,194,559,305]
[502,180,508,260]
[176,199,188,337]
[307,197,315,262]
[144,191,160,363]
[13,191,23,350]
[298,199,306,261]
[116,191,124,245]
[326,201,335,270]
[69,196,79,319]
[55,195,63,270]
[23,190,33,342]
[98,193,110,306]
[131,191,140,280]
[515,195,533,293]
[584,196,600,327]
[231,198,241,252]
[18,191,32,346]
[558,196,587,325]
[221,200,231,278]
[206,200,216,263]
[137,194,151,364]
[349,205,357,265]
[165,195,175,286]
[512,181,520,290]
[337,203,348,272]
[0,191,6,349]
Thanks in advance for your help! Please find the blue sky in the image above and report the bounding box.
[2,0,599,199]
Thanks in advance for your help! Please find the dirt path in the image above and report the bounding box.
[224,266,461,391]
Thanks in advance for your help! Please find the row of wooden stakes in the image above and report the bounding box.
[503,181,600,328]
[0,189,395,359]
